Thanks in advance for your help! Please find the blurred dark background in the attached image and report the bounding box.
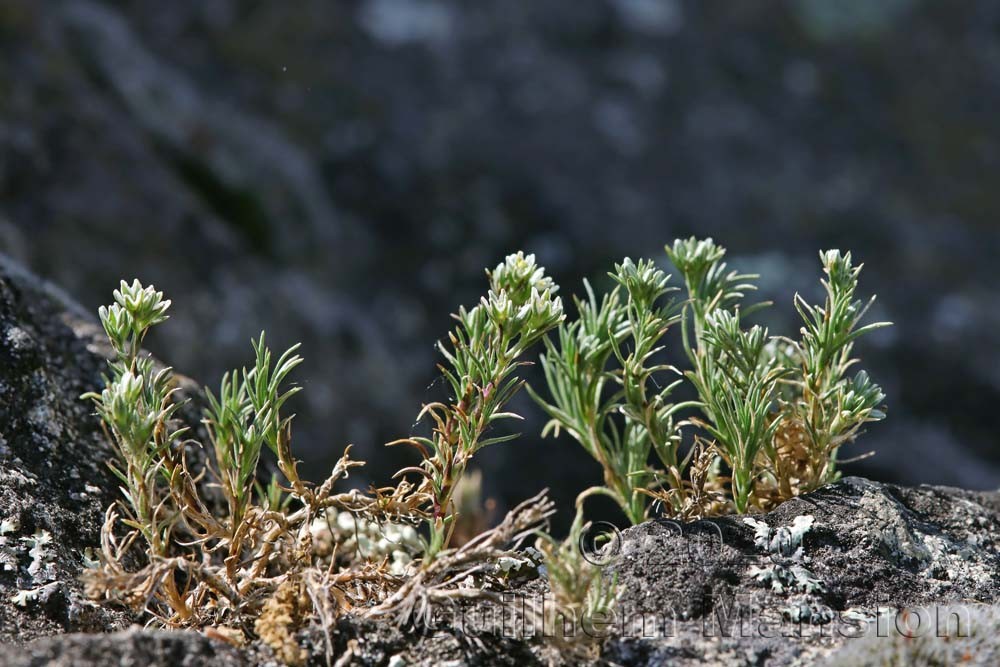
[2,0,999,527]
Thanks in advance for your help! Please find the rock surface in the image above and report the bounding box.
[606,476,1000,665]
[0,256,130,643]
[1,257,999,665]
[2,629,248,667]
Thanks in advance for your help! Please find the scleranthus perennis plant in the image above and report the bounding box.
[81,261,568,662]
[83,279,426,647]
[79,242,887,664]
[532,507,619,657]
[665,236,769,363]
[202,332,304,578]
[390,252,564,560]
[528,258,697,524]
[685,309,790,513]
[774,249,891,492]
[675,240,890,510]
[531,238,890,520]
[84,281,184,559]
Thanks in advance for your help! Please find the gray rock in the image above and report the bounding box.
[0,256,131,643]
[604,476,1000,665]
[1,629,248,667]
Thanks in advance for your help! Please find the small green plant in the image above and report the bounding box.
[390,252,563,560]
[685,309,790,513]
[86,282,181,553]
[665,236,769,365]
[84,281,398,639]
[528,259,697,524]
[534,507,619,657]
[776,250,890,491]
[83,281,196,613]
[666,238,780,511]
[202,332,304,578]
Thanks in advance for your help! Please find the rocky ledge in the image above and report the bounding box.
[0,257,998,666]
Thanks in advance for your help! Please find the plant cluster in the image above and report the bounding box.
[82,261,562,663]
[531,238,889,521]
[84,283,408,632]
[81,241,888,663]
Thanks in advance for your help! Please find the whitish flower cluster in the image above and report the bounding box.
[311,509,422,576]
[100,279,171,355]
[481,252,563,342]
[488,251,558,303]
